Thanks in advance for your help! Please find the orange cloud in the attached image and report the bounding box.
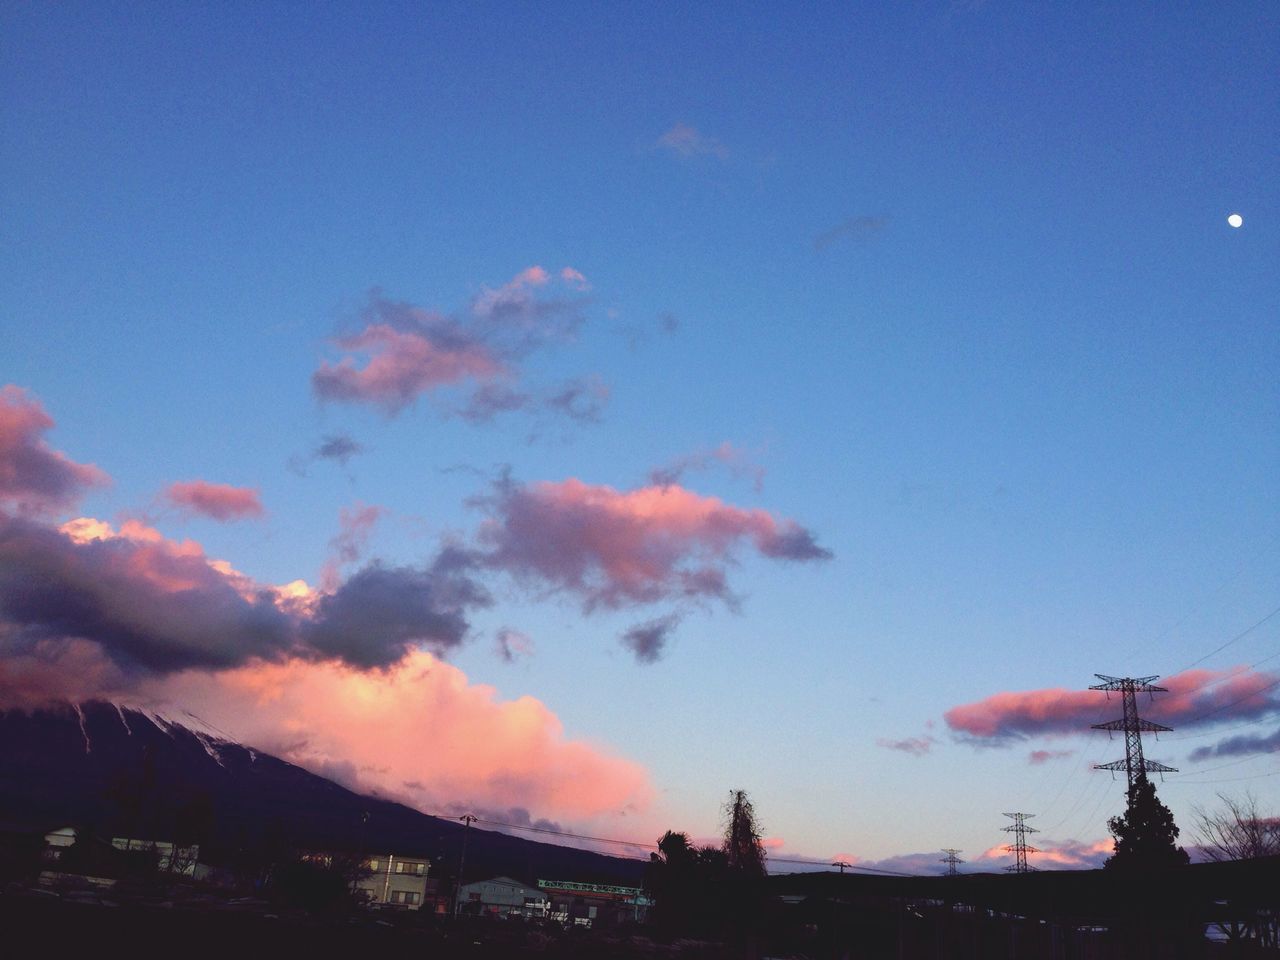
[141,651,653,824]
[976,838,1112,870]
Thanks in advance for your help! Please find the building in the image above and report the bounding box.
[456,876,549,919]
[356,854,437,910]
[537,879,650,929]
[111,836,201,876]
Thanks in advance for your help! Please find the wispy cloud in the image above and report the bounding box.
[656,124,729,160]
[621,614,681,665]
[1028,749,1075,765]
[495,627,534,663]
[649,441,765,492]
[312,268,596,421]
[813,215,889,251]
[1189,725,1280,762]
[315,434,365,466]
[287,433,367,476]
[877,735,936,757]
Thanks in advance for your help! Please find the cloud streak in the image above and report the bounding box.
[649,442,765,492]
[164,481,264,522]
[877,735,936,756]
[813,215,889,251]
[656,124,728,160]
[944,668,1280,745]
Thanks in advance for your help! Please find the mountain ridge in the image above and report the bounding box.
[0,700,646,886]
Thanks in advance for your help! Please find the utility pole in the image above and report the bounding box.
[452,813,476,916]
[1002,813,1039,873]
[1090,675,1177,789]
[831,860,852,874]
[940,849,963,877]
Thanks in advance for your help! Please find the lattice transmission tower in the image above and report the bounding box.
[940,848,963,876]
[1089,674,1177,789]
[1002,813,1039,873]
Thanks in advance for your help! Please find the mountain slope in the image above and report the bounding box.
[0,701,645,886]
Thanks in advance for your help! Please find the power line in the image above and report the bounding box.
[420,812,920,875]
[1129,530,1280,665]
[1168,769,1280,785]
[1175,602,1280,674]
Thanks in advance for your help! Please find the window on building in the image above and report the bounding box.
[394,860,426,875]
[367,859,379,871]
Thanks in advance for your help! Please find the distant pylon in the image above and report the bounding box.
[1002,813,1039,873]
[940,848,963,876]
[1090,675,1177,790]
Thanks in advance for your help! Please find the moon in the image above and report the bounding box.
[1227,213,1243,228]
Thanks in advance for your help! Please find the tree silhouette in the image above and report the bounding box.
[1105,774,1189,871]
[723,789,767,877]
[1192,792,1280,862]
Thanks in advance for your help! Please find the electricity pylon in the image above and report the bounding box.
[940,848,963,876]
[1090,675,1177,789]
[1002,813,1039,873]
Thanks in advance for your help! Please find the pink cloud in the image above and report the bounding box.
[138,651,653,825]
[975,838,1112,871]
[1028,749,1075,765]
[313,321,507,414]
[877,735,936,756]
[165,480,264,522]
[944,667,1280,744]
[313,275,596,419]
[656,124,729,160]
[0,385,108,516]
[475,477,831,611]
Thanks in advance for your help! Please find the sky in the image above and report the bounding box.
[1,2,1277,875]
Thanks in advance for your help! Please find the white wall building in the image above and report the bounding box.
[357,854,432,909]
[457,876,549,918]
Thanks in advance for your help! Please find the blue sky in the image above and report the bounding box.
[2,2,1277,872]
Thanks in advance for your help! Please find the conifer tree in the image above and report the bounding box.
[1105,774,1189,871]
[723,789,767,876]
